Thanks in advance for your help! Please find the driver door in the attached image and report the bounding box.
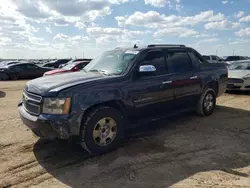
[129,49,175,118]
[26,64,41,77]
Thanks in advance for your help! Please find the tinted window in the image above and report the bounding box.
[12,64,27,70]
[194,51,207,64]
[170,51,193,73]
[27,64,38,68]
[203,56,210,60]
[43,63,54,67]
[140,51,167,75]
[212,56,217,60]
[225,56,240,61]
[76,63,87,69]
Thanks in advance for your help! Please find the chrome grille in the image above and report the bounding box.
[228,78,244,83]
[22,90,42,116]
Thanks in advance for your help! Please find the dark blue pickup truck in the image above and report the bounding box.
[18,44,228,155]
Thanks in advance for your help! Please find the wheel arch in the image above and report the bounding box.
[202,80,219,96]
[79,100,127,134]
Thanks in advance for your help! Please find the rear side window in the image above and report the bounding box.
[169,51,193,73]
[140,50,168,75]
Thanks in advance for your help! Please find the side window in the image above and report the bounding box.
[17,64,27,69]
[27,64,37,69]
[169,51,193,73]
[212,56,217,60]
[62,60,69,63]
[76,63,85,69]
[140,51,168,75]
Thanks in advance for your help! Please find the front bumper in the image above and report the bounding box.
[227,79,250,91]
[18,102,70,140]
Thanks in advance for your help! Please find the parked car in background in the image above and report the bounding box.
[0,61,19,67]
[18,44,228,155]
[58,58,92,68]
[43,61,90,76]
[227,60,250,91]
[0,63,53,80]
[202,55,225,64]
[42,59,71,68]
[224,56,246,64]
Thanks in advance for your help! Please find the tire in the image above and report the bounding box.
[0,73,9,81]
[10,73,19,80]
[196,88,216,117]
[80,106,124,155]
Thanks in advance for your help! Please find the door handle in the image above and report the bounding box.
[162,81,172,84]
[190,76,198,80]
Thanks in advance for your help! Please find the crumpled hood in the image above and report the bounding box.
[228,70,250,78]
[25,71,107,96]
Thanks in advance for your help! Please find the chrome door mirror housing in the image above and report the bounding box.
[139,65,156,72]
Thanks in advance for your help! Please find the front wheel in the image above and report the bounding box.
[196,88,216,116]
[80,106,124,155]
[0,73,9,80]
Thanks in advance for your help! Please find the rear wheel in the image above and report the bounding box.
[196,88,216,116]
[80,106,124,155]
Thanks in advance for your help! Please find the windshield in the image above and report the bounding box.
[62,63,77,70]
[61,59,74,67]
[229,62,250,70]
[83,50,139,75]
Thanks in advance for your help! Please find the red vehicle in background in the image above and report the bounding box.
[43,61,89,76]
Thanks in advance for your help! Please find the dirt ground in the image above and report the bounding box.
[1,80,250,188]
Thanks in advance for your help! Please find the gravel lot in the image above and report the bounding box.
[1,80,250,188]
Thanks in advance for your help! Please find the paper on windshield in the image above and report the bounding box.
[125,50,139,55]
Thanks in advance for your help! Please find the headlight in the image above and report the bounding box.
[243,77,250,80]
[42,97,71,115]
[243,74,250,80]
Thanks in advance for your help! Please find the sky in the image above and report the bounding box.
[0,0,250,59]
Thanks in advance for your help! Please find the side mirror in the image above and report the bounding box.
[139,65,156,73]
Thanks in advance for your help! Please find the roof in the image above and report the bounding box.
[7,62,31,67]
[113,44,187,52]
